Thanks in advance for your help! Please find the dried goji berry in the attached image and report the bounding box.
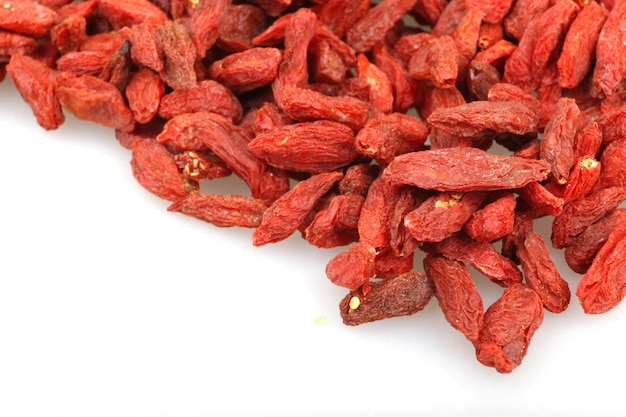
[513,139,542,160]
[346,0,418,53]
[451,7,482,80]
[56,0,97,19]
[99,39,131,92]
[190,0,229,58]
[557,1,608,89]
[501,211,535,263]
[325,242,377,290]
[274,84,369,132]
[591,0,626,98]
[252,13,302,48]
[314,0,369,39]
[270,10,316,89]
[474,39,516,68]
[312,18,358,67]
[248,120,358,174]
[338,164,380,198]
[517,181,564,217]
[355,53,394,117]
[339,271,435,325]
[540,97,580,185]
[354,113,429,164]
[253,171,343,246]
[530,0,579,85]
[404,191,487,242]
[243,102,293,136]
[50,15,86,54]
[576,223,626,314]
[382,147,551,191]
[596,104,626,146]
[168,193,267,228]
[431,0,466,37]
[487,83,543,116]
[114,119,164,150]
[560,157,601,203]
[427,100,540,138]
[121,23,163,73]
[502,16,543,92]
[357,176,401,249]
[572,121,603,161]
[565,209,626,274]
[6,53,64,130]
[80,32,125,56]
[154,20,197,90]
[158,80,243,123]
[217,4,267,53]
[419,83,465,120]
[475,283,544,373]
[435,233,523,287]
[551,186,626,249]
[424,255,484,343]
[372,43,419,113]
[96,0,167,29]
[495,98,548,138]
[208,47,282,94]
[410,0,446,26]
[374,248,415,278]
[595,138,626,191]
[55,74,135,132]
[392,32,435,65]
[466,0,512,24]
[130,138,191,202]
[388,187,425,256]
[504,0,550,40]
[125,67,165,124]
[0,0,58,38]
[56,51,109,76]
[0,30,37,58]
[308,37,347,85]
[516,232,571,313]
[408,35,460,89]
[304,194,364,248]
[463,191,517,243]
[157,111,228,151]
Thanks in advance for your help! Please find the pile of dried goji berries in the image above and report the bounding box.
[2,0,626,373]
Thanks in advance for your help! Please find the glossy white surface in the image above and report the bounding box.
[1,77,625,417]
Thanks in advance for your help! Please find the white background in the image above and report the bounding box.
[1,75,626,417]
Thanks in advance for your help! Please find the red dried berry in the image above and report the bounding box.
[576,223,626,314]
[131,138,190,202]
[424,255,484,343]
[339,271,435,325]
[168,193,267,228]
[55,74,135,133]
[0,0,58,38]
[6,53,64,130]
[382,147,551,191]
[475,284,544,373]
[248,120,358,174]
[252,171,343,246]
[325,242,377,290]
